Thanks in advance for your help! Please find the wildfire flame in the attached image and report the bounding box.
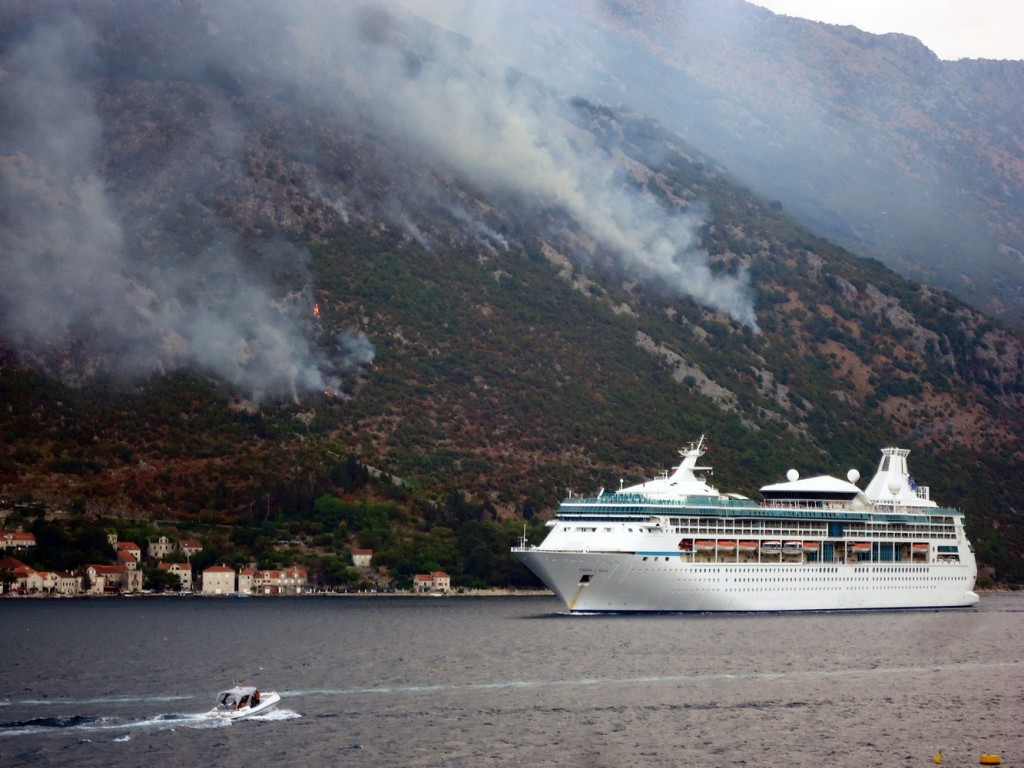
[313,302,321,318]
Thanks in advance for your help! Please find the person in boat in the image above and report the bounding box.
[252,690,260,706]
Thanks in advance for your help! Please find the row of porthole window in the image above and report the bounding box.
[638,569,966,584]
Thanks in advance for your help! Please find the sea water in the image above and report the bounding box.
[1,593,1021,767]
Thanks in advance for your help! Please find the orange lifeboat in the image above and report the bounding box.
[716,540,736,551]
[849,542,871,553]
[802,541,821,553]
[694,540,716,552]
[737,541,758,552]
[911,542,929,553]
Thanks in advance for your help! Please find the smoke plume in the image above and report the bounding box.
[0,0,756,404]
[0,14,373,400]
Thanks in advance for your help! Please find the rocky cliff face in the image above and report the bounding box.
[444,0,1024,326]
[595,0,1024,325]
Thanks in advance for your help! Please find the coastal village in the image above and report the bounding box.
[0,528,451,597]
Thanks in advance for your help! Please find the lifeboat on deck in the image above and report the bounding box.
[848,542,871,554]
[802,541,821,553]
[693,540,715,552]
[737,541,758,552]
[911,542,929,553]
[716,540,736,551]
[782,541,804,555]
[760,540,782,554]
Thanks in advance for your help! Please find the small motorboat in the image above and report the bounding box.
[760,540,782,554]
[207,685,281,720]
[782,541,804,555]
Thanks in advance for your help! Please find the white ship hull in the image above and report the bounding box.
[513,439,980,613]
[515,548,979,613]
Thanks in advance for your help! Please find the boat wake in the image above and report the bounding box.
[0,709,301,738]
[284,659,1020,700]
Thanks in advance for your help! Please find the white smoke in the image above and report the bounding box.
[264,1,759,329]
[0,0,758,406]
[0,15,373,400]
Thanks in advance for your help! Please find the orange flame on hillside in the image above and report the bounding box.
[313,302,321,318]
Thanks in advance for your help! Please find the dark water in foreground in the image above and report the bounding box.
[1,593,1021,767]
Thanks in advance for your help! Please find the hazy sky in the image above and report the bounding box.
[749,0,1024,60]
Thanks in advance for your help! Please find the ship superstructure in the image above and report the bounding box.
[512,438,978,612]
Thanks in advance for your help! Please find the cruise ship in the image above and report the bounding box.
[512,437,979,612]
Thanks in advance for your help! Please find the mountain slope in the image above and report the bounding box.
[0,1,1022,583]
[414,0,1024,326]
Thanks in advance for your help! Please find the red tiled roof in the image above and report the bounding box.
[90,564,127,574]
[352,548,373,555]
[117,541,139,550]
[0,556,28,569]
[203,565,234,573]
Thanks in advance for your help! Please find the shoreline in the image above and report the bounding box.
[0,588,556,599]
[4,586,1019,600]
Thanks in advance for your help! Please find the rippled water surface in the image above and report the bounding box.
[2,594,1022,767]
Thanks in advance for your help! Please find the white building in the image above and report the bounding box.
[352,548,373,567]
[413,571,451,593]
[202,565,236,595]
[0,531,36,550]
[157,561,193,591]
[148,536,176,560]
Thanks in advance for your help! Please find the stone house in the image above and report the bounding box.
[148,535,176,560]
[116,541,142,563]
[11,564,50,593]
[55,571,81,595]
[179,539,203,558]
[157,561,193,591]
[352,548,373,567]
[237,567,259,594]
[0,531,36,550]
[201,565,236,594]
[413,572,451,593]
[86,564,142,594]
[117,549,139,570]
[255,566,309,595]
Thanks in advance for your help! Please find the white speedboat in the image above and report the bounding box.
[207,685,281,720]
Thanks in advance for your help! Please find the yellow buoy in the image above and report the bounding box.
[979,754,1001,766]
[934,751,942,764]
